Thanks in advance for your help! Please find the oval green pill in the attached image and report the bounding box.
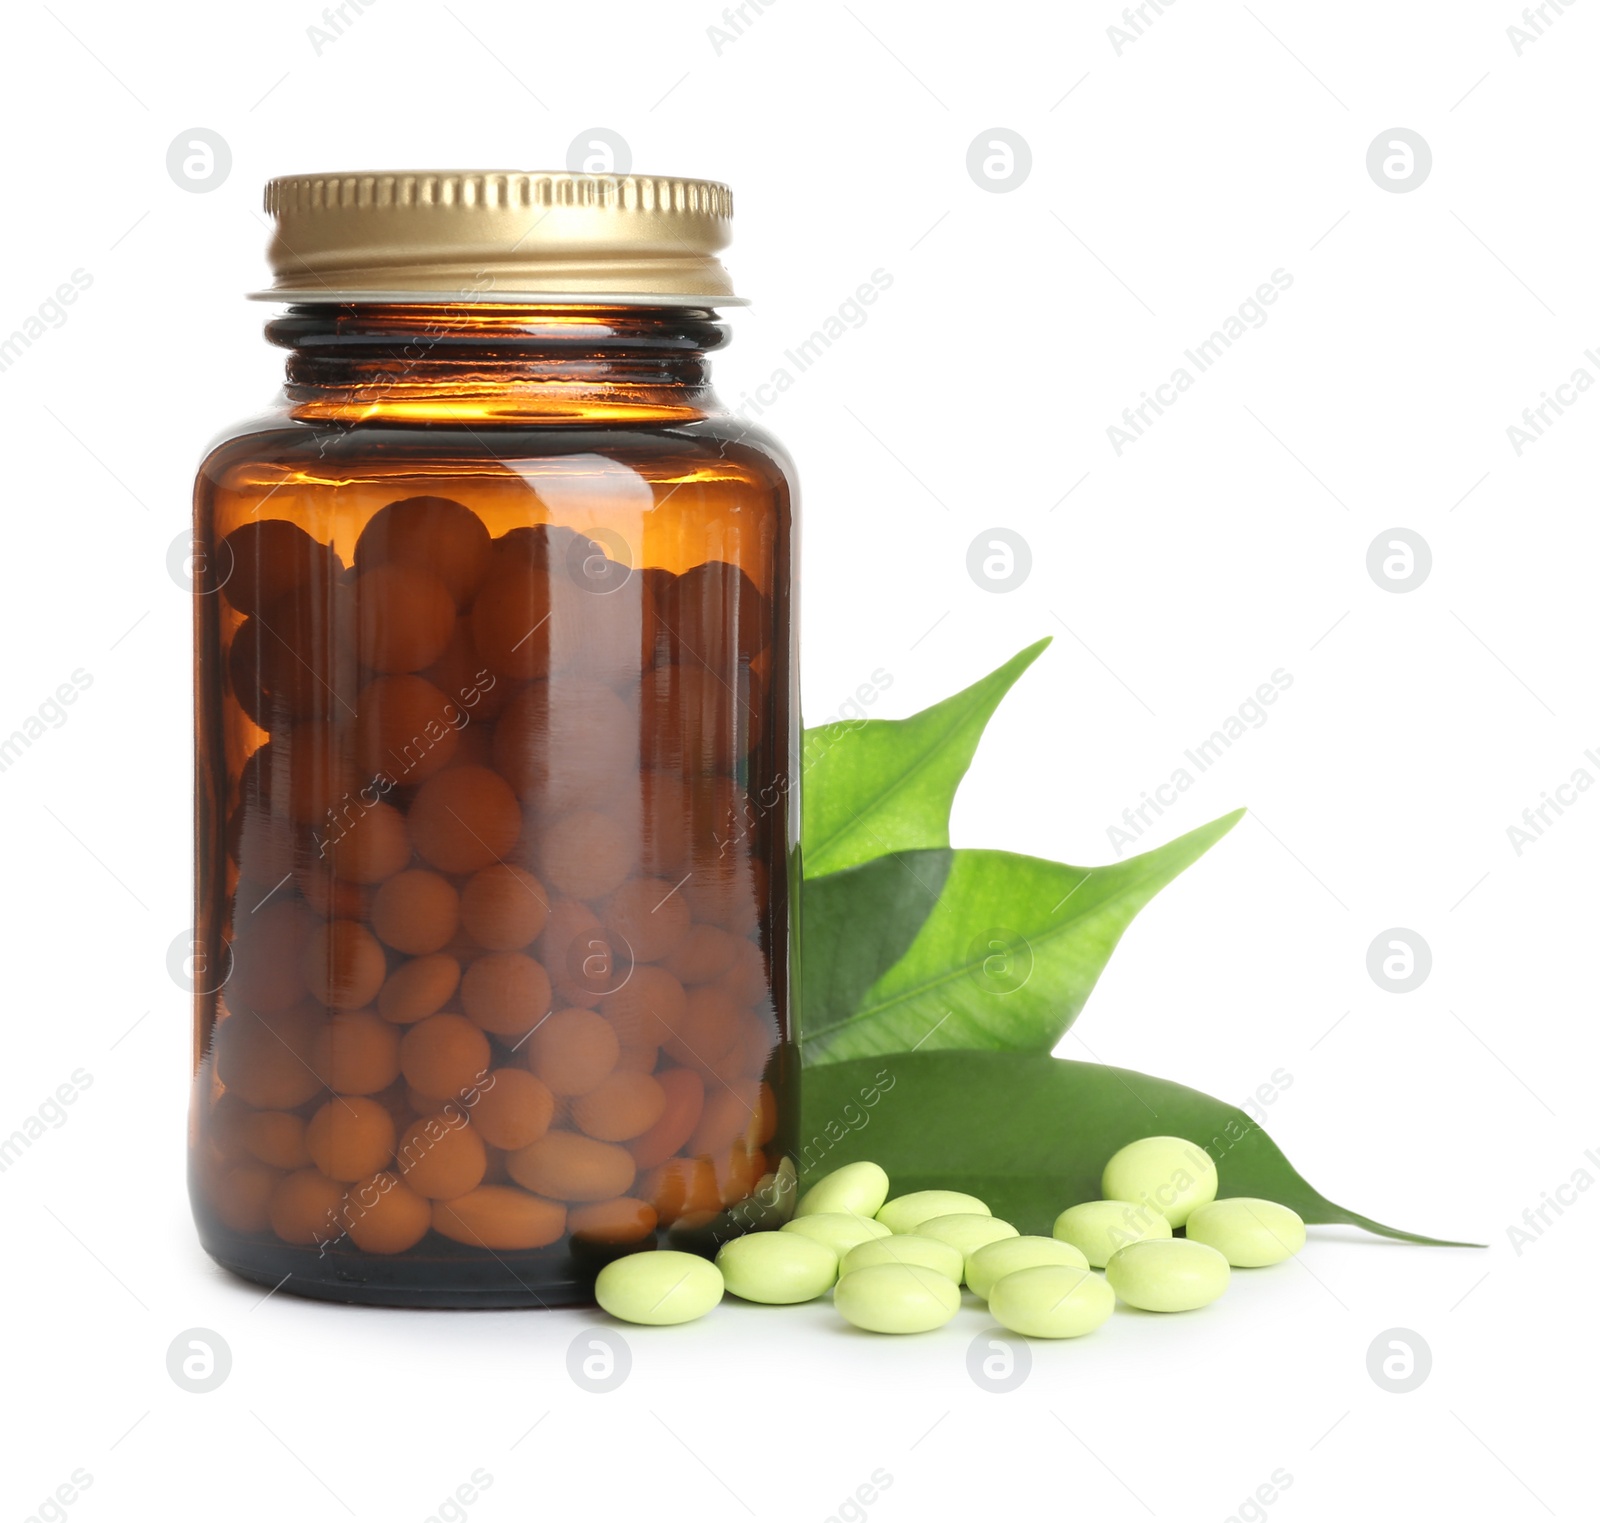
[1100,1135,1218,1228]
[876,1189,990,1234]
[794,1161,890,1219]
[716,1231,838,1303]
[1052,1199,1172,1267]
[989,1265,1115,1339]
[781,1211,891,1257]
[595,1249,724,1325]
[841,1233,965,1283]
[1105,1238,1230,1312]
[1184,1198,1306,1267]
[916,1213,1019,1267]
[966,1235,1090,1300]
[833,1263,962,1334]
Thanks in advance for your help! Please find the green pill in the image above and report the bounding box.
[876,1190,990,1234]
[834,1263,962,1334]
[595,1249,724,1326]
[1105,1238,1230,1312]
[1100,1135,1218,1228]
[840,1233,965,1284]
[794,1161,890,1220]
[1184,1198,1306,1267]
[988,1265,1115,1339]
[916,1213,1019,1267]
[1052,1200,1172,1268]
[781,1212,891,1258]
[966,1235,1090,1301]
[716,1231,838,1303]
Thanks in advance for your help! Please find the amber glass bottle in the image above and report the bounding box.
[190,174,798,1305]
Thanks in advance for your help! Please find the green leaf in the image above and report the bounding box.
[801,1051,1479,1246]
[801,638,1050,879]
[800,849,953,1041]
[802,810,1244,1065]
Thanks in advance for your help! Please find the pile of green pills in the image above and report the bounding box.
[591,1136,1309,1339]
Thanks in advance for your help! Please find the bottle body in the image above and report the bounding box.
[190,307,798,1305]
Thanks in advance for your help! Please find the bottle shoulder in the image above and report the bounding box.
[194,404,798,508]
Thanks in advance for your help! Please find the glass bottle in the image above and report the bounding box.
[189,173,798,1306]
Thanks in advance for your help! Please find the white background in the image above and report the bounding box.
[0,2,1593,1519]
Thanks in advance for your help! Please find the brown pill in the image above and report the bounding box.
[424,617,510,720]
[526,1007,619,1096]
[228,898,315,1013]
[326,800,412,884]
[311,1009,401,1094]
[408,765,521,873]
[459,864,549,950]
[214,1162,281,1233]
[664,984,743,1068]
[626,1066,705,1169]
[395,1113,487,1200]
[377,953,460,1025]
[663,923,740,985]
[355,564,456,673]
[600,966,688,1050]
[240,1110,312,1171]
[538,899,611,1007]
[305,1096,397,1182]
[469,562,554,680]
[688,1078,762,1157]
[461,951,553,1039]
[470,1069,556,1150]
[213,1006,323,1110]
[206,1093,253,1162]
[246,581,360,725]
[399,1012,491,1098]
[283,720,357,824]
[568,1196,657,1244]
[343,1170,433,1254]
[269,1168,348,1245]
[220,519,341,620]
[642,1155,721,1226]
[302,920,388,1011]
[539,809,637,901]
[491,678,637,816]
[506,1130,636,1202]
[571,1071,667,1143]
[491,524,578,572]
[601,877,692,963]
[370,868,460,955]
[665,559,770,663]
[354,674,462,784]
[432,1186,566,1249]
[354,496,492,608]
[295,861,367,920]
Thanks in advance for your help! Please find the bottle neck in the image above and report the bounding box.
[265,303,729,424]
